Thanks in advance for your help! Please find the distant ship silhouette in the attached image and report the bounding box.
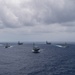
[46,41,51,45]
[56,42,69,48]
[18,41,23,45]
[4,43,10,48]
[32,43,40,53]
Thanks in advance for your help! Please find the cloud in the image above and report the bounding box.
[0,0,75,33]
[33,0,75,24]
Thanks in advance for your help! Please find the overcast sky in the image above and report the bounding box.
[0,0,75,42]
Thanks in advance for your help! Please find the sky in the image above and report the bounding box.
[0,0,75,42]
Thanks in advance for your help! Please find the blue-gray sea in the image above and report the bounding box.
[0,43,75,75]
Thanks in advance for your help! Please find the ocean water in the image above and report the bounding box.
[0,43,75,75]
